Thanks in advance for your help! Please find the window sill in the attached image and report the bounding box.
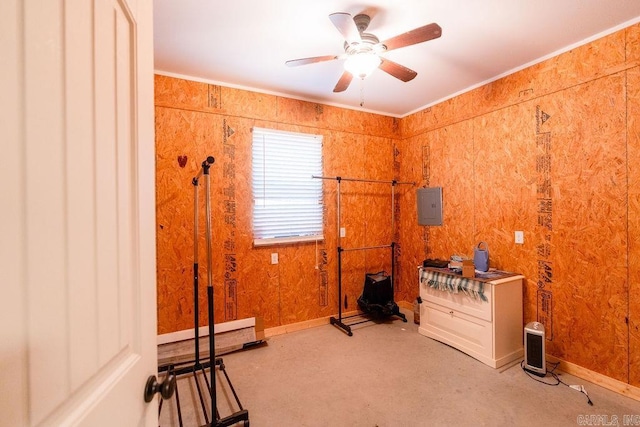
[253,235,324,247]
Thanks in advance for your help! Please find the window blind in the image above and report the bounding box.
[252,127,323,245]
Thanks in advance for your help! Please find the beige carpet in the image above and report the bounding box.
[158,310,640,426]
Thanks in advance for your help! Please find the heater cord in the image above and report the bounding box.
[520,361,593,406]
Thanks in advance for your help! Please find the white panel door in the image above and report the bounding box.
[0,0,157,425]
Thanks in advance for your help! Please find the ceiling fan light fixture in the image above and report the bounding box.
[344,52,381,79]
[286,12,441,92]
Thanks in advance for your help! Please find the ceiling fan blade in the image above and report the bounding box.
[333,71,353,92]
[329,12,361,44]
[379,58,417,82]
[381,23,442,52]
[285,55,340,67]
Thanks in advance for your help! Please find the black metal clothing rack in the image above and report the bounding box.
[312,175,413,336]
[158,156,249,427]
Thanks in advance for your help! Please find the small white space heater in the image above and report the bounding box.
[524,321,546,376]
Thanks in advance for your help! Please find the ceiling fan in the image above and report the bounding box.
[285,12,442,93]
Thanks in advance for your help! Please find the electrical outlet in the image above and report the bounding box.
[340,227,346,238]
[271,253,278,264]
[515,231,524,244]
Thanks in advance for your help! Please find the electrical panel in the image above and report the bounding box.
[416,187,443,226]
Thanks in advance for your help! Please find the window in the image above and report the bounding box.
[252,127,323,246]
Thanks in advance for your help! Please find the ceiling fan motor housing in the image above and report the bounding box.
[353,14,371,32]
[344,33,384,55]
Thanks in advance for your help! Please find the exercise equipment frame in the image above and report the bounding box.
[313,175,413,336]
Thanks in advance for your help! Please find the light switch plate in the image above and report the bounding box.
[271,253,278,264]
[515,231,524,244]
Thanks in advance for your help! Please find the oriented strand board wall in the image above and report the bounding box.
[628,65,640,387]
[155,75,399,334]
[396,23,640,385]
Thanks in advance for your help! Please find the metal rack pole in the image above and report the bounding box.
[191,156,215,370]
[192,176,201,367]
[203,159,216,422]
[312,174,414,186]
[340,244,392,252]
[391,180,396,294]
[391,180,396,238]
[337,177,341,323]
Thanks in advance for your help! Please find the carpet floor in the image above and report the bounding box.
[158,310,640,426]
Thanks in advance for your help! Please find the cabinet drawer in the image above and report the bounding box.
[420,302,493,362]
[420,279,492,322]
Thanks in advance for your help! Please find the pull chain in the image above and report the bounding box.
[359,78,365,107]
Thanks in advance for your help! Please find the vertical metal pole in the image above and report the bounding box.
[391,242,396,296]
[391,180,396,239]
[207,286,215,421]
[205,175,213,296]
[336,177,342,322]
[204,165,217,422]
[391,181,396,297]
[337,177,342,246]
[192,178,200,366]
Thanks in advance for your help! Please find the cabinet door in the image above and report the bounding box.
[420,302,493,363]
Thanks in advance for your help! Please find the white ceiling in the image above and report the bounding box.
[154,1,640,118]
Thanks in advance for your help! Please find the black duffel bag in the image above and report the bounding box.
[357,271,398,317]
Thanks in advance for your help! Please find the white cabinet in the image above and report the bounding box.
[418,268,524,369]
